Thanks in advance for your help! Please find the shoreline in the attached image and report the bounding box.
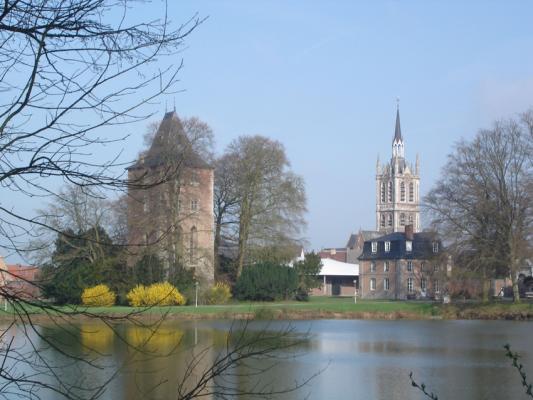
[1,299,533,322]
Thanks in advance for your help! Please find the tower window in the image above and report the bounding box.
[380,214,386,228]
[400,181,406,202]
[388,214,393,227]
[400,213,406,226]
[408,214,414,225]
[191,199,199,212]
[388,181,393,202]
[409,182,414,202]
[381,182,386,203]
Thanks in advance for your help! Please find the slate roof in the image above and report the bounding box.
[128,111,212,171]
[346,230,381,248]
[358,231,440,261]
[393,107,402,143]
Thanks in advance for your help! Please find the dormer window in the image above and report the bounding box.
[406,240,412,252]
[371,242,377,253]
[433,242,439,253]
[384,241,391,252]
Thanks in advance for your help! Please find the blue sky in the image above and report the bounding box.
[4,1,533,262]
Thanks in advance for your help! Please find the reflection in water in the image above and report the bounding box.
[1,319,532,399]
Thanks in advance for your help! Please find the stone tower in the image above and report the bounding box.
[375,106,420,233]
[127,111,214,285]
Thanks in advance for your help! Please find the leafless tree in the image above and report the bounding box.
[214,136,307,278]
[425,110,533,302]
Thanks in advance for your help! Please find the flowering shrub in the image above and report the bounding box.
[127,282,186,307]
[205,282,232,305]
[81,284,116,307]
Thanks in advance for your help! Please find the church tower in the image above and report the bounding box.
[376,106,420,233]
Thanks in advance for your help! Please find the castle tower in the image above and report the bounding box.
[375,106,420,233]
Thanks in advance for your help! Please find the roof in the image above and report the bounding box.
[5,264,39,282]
[358,231,440,261]
[319,258,359,276]
[393,107,402,143]
[128,111,211,171]
[346,230,381,249]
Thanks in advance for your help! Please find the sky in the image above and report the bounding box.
[4,1,533,262]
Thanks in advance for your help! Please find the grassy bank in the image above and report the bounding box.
[2,297,533,321]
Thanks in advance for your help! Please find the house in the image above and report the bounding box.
[311,258,359,296]
[0,256,41,299]
[358,225,446,299]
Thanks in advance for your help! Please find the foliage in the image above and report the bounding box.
[293,252,323,301]
[127,282,186,307]
[81,285,116,307]
[205,282,232,305]
[134,254,165,285]
[234,263,298,301]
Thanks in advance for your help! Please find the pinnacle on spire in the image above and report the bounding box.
[394,106,402,142]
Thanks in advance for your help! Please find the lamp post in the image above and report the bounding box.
[353,280,357,304]
[195,281,199,308]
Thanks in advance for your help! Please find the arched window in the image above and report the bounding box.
[400,181,406,202]
[409,182,414,202]
[400,213,406,226]
[388,181,393,202]
[189,227,198,264]
[387,214,393,227]
[381,182,386,203]
[380,214,386,228]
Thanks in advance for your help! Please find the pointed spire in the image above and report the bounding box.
[394,101,402,142]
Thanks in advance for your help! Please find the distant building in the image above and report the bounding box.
[127,111,214,285]
[376,106,420,233]
[358,225,445,299]
[0,256,40,299]
[311,258,359,297]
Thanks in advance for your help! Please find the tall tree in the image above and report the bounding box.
[425,110,533,302]
[216,136,307,277]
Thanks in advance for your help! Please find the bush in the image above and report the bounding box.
[205,282,232,305]
[234,262,298,301]
[127,282,186,307]
[81,284,116,307]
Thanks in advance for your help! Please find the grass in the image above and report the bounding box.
[0,297,532,321]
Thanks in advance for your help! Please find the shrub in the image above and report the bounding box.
[81,284,116,307]
[127,282,186,306]
[205,282,232,305]
[234,262,298,301]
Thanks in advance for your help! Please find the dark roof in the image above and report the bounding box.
[358,231,440,261]
[346,234,357,248]
[393,107,402,143]
[128,111,211,171]
[346,230,381,248]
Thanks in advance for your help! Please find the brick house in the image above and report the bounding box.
[126,111,214,285]
[358,225,446,299]
[0,256,41,298]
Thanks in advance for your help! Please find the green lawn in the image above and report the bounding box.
[1,297,532,320]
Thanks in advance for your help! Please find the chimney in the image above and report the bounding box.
[405,224,414,241]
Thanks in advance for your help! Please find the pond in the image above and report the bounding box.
[2,318,532,399]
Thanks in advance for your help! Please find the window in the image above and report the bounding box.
[434,280,440,293]
[371,242,377,253]
[407,277,414,293]
[406,240,412,252]
[370,278,376,291]
[388,214,393,227]
[421,278,427,291]
[400,213,406,226]
[384,261,389,272]
[407,261,413,272]
[384,278,390,291]
[434,265,439,272]
[384,241,391,252]
[433,242,439,253]
[408,214,414,225]
[189,227,198,264]
[190,199,199,212]
[370,261,376,272]
[400,181,406,202]
[409,182,414,202]
[380,214,386,228]
[388,181,393,202]
[381,182,386,203]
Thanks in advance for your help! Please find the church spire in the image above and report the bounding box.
[394,101,402,143]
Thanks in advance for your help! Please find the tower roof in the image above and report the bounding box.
[393,107,402,143]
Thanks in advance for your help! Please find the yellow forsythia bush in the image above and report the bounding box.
[81,284,116,307]
[127,282,186,307]
[205,282,232,305]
